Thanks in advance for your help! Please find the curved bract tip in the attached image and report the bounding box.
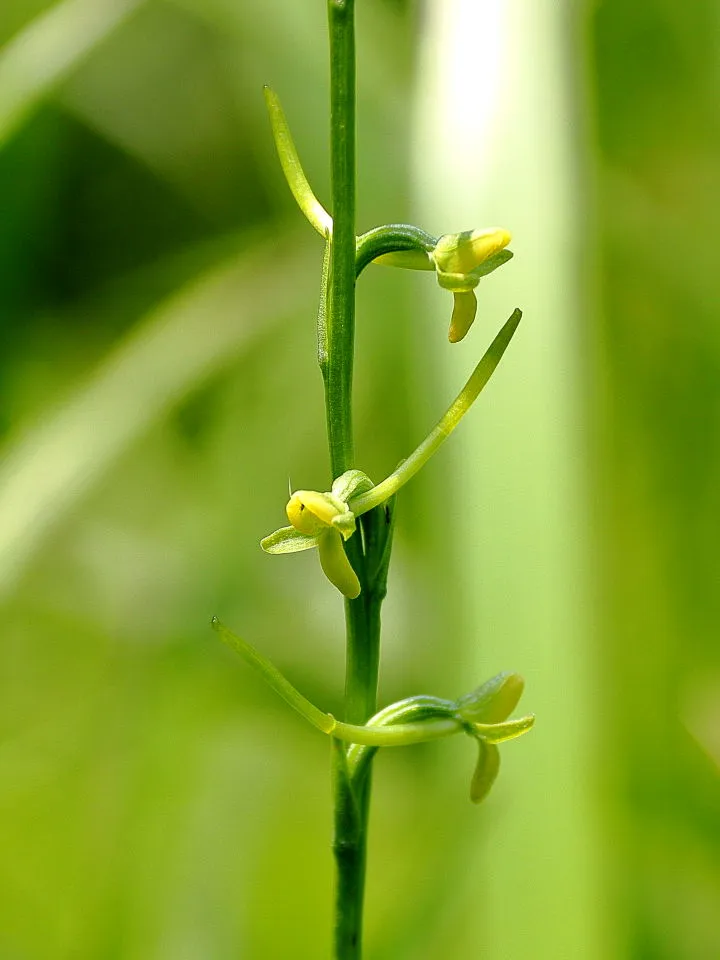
[264,86,332,237]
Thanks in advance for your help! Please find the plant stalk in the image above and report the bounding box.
[333,593,380,960]
[325,0,356,479]
[326,2,384,958]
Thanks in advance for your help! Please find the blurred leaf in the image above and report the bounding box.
[0,0,144,148]
[0,228,316,598]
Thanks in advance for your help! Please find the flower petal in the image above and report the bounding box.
[261,526,322,554]
[456,672,525,723]
[468,248,513,280]
[433,227,511,276]
[472,714,535,744]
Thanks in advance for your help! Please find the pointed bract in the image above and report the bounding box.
[264,86,332,237]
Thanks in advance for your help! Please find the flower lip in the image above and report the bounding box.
[448,291,478,343]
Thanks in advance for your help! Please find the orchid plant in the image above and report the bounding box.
[215,3,534,957]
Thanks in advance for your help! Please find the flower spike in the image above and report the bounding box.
[264,86,332,237]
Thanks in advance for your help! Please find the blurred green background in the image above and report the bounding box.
[1,0,718,957]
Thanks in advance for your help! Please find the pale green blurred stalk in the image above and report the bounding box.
[412,1,608,956]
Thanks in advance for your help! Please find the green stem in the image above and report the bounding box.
[326,0,356,479]
[333,564,385,960]
[332,738,365,959]
[326,4,384,957]
[343,587,380,725]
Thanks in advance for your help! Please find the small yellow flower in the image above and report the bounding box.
[261,471,373,599]
[431,228,512,342]
[285,489,360,598]
[372,226,514,342]
[456,672,534,803]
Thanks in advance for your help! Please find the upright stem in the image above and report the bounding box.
[325,3,385,958]
[343,589,381,725]
[326,0,356,478]
[333,591,381,959]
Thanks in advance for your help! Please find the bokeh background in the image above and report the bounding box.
[1,0,718,957]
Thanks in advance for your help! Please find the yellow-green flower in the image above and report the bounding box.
[431,228,513,342]
[261,470,373,599]
[374,226,513,342]
[456,671,533,803]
